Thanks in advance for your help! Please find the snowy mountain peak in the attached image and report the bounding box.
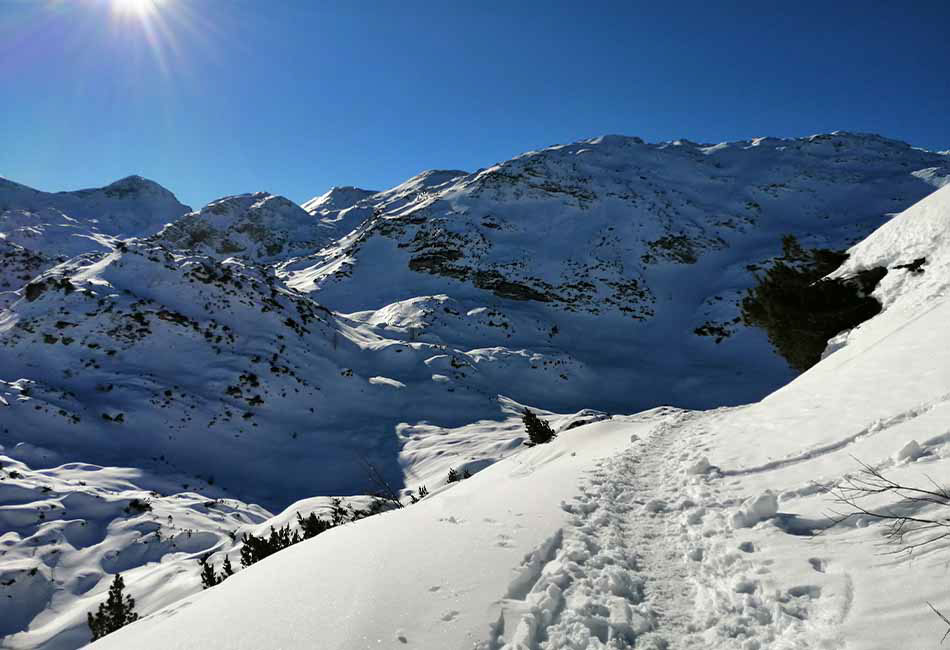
[155,192,324,261]
[0,176,191,307]
[301,186,378,216]
[95,174,180,200]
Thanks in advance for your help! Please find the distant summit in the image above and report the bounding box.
[156,192,326,261]
[0,175,191,307]
[302,186,378,215]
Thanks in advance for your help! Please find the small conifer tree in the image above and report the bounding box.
[522,408,557,446]
[198,554,219,589]
[87,573,139,641]
[297,511,332,539]
[221,554,234,577]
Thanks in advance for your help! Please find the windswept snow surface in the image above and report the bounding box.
[90,185,950,649]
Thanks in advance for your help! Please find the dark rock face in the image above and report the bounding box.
[472,270,555,302]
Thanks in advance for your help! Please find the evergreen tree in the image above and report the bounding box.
[221,554,234,577]
[198,554,220,589]
[87,573,139,641]
[240,524,300,568]
[297,511,332,539]
[522,408,557,446]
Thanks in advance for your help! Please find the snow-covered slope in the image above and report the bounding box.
[283,132,949,412]
[299,170,468,246]
[0,399,597,650]
[155,193,329,262]
[0,451,270,650]
[87,184,950,650]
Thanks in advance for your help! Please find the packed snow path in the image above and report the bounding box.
[485,411,851,649]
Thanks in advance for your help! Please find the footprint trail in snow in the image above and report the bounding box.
[481,411,852,649]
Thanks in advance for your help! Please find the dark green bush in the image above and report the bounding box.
[742,235,885,371]
[240,524,300,568]
[200,498,391,587]
[522,408,557,446]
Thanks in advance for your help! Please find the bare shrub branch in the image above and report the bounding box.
[827,458,950,554]
[827,458,950,641]
[358,457,404,509]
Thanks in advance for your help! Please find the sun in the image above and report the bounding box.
[111,0,163,17]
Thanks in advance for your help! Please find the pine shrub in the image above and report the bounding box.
[240,524,300,568]
[522,408,557,446]
[87,573,139,641]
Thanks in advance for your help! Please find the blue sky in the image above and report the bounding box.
[2,0,948,209]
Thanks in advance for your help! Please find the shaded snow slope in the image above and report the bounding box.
[88,182,950,650]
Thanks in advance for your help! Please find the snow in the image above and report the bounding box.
[87,180,950,650]
[1,136,950,648]
[0,452,270,650]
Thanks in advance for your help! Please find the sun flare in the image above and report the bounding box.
[112,0,163,17]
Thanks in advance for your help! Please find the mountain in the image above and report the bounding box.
[299,170,467,245]
[1,133,948,509]
[0,176,190,308]
[86,183,950,650]
[1,132,949,648]
[155,192,325,262]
